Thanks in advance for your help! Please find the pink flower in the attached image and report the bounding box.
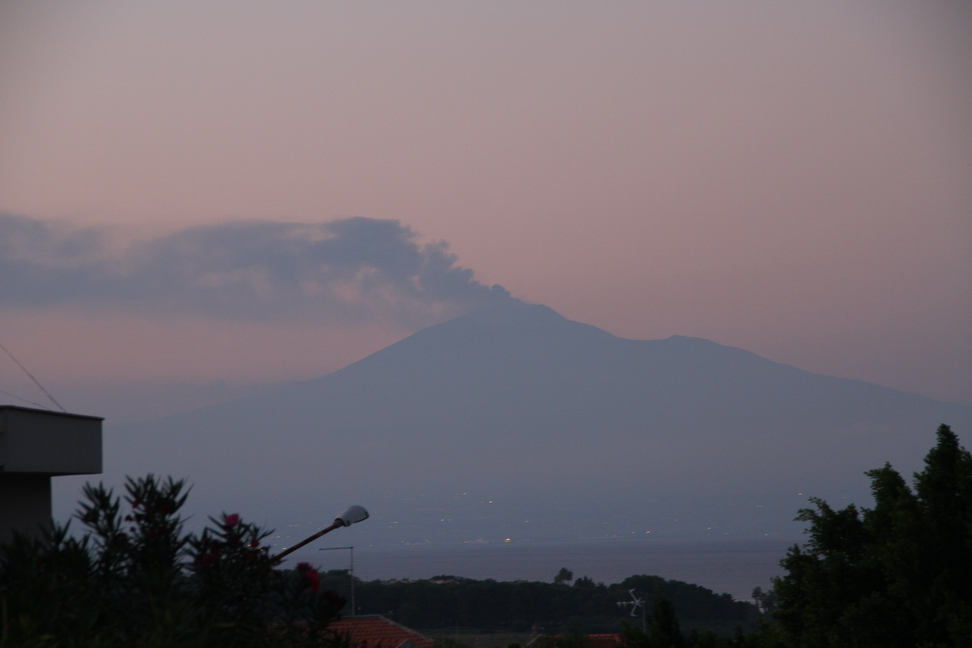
[196,550,220,566]
[225,514,240,527]
[297,562,321,592]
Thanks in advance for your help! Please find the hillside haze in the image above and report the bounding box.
[61,300,971,546]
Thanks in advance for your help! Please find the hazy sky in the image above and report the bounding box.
[1,0,970,417]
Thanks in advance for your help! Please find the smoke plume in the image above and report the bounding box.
[0,214,510,326]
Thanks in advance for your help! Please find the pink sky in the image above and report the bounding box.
[0,0,969,418]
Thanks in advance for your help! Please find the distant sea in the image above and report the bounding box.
[297,537,799,602]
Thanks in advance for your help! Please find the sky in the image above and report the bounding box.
[0,0,970,421]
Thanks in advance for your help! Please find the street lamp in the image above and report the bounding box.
[277,505,369,560]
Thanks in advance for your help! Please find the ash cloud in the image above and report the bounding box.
[0,214,510,325]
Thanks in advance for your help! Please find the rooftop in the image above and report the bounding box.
[329,615,435,648]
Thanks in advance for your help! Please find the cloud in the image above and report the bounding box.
[0,214,510,326]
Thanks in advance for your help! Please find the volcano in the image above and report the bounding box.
[60,300,971,544]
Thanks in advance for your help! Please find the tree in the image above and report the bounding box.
[771,424,972,647]
[749,587,776,615]
[620,591,688,648]
[647,591,688,648]
[0,475,345,647]
[573,575,600,589]
[554,568,574,584]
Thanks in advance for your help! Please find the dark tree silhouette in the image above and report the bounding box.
[771,424,972,647]
[0,475,344,647]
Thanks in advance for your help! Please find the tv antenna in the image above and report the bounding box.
[616,589,646,633]
[0,338,65,412]
[320,545,357,616]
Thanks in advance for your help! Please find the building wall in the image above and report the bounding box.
[0,474,52,543]
[0,407,102,475]
[0,406,102,544]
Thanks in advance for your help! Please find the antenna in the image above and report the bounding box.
[0,387,52,410]
[320,545,356,615]
[616,589,646,633]
[0,339,66,412]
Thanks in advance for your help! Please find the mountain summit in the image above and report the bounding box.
[82,300,970,544]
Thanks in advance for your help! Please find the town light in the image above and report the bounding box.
[276,505,369,560]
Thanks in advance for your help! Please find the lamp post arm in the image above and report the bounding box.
[277,521,342,560]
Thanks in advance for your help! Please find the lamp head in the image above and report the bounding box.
[335,505,369,527]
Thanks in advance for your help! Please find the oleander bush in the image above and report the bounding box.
[0,475,345,648]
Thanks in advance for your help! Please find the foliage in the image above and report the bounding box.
[531,628,592,648]
[621,591,687,648]
[316,571,758,636]
[748,588,776,616]
[0,475,345,648]
[554,568,574,585]
[770,424,972,648]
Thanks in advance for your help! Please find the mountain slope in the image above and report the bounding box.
[63,300,971,544]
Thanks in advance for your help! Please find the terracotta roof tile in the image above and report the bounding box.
[329,615,435,648]
[588,634,623,648]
